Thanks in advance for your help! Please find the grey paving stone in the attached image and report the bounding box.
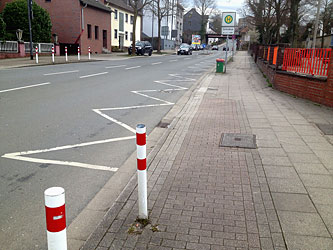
[293,163,330,174]
[263,166,299,178]
[271,193,316,213]
[278,211,330,237]
[299,174,333,188]
[307,187,333,205]
[316,204,333,235]
[284,234,333,250]
[267,178,307,193]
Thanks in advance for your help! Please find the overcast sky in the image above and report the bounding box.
[216,0,245,19]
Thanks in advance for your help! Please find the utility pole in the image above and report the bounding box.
[152,1,154,48]
[312,0,322,49]
[27,0,33,60]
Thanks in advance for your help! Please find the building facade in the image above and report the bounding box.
[142,1,184,47]
[0,0,112,55]
[106,0,141,49]
[183,8,203,44]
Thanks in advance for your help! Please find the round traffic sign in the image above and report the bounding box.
[225,15,233,24]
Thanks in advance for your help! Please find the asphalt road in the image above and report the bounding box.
[0,50,227,249]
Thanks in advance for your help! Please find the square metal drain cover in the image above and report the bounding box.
[220,133,257,149]
[316,124,333,135]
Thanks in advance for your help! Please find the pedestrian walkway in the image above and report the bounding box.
[81,51,333,250]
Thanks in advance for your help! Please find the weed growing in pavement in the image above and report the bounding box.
[127,217,160,235]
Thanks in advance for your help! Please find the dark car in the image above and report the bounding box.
[191,44,199,51]
[128,41,153,56]
[177,43,192,55]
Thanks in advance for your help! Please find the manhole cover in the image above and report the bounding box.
[220,133,257,149]
[316,124,333,135]
[157,121,170,128]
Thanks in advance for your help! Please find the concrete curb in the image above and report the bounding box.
[76,68,214,250]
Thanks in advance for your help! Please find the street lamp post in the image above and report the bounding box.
[27,0,33,60]
[27,0,34,60]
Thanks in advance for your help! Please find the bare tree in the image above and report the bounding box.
[128,0,152,55]
[320,0,333,47]
[150,0,172,53]
[194,0,216,43]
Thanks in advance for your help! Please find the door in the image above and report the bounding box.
[119,34,124,50]
[103,30,107,48]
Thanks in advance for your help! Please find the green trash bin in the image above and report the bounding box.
[216,58,225,73]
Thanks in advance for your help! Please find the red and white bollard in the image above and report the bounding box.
[77,46,80,61]
[65,46,68,62]
[44,187,67,250]
[35,46,39,64]
[136,124,148,219]
[88,46,91,60]
[52,46,55,63]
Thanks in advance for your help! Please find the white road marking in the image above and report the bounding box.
[125,66,141,70]
[44,70,79,76]
[169,60,178,62]
[3,73,195,171]
[0,82,51,93]
[184,58,191,60]
[2,136,135,171]
[105,65,126,69]
[152,62,162,65]
[79,72,108,78]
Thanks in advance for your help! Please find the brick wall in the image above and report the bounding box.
[251,45,333,108]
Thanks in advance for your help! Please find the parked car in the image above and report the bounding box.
[191,44,199,51]
[212,45,218,50]
[222,46,229,51]
[199,44,204,50]
[128,41,153,56]
[177,43,193,55]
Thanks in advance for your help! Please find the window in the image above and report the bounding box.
[114,29,118,39]
[45,0,51,2]
[87,24,91,39]
[130,15,133,24]
[95,26,99,39]
[114,9,118,19]
[125,13,128,23]
[130,32,133,41]
[125,31,128,40]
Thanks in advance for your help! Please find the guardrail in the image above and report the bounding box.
[25,42,54,53]
[0,41,18,53]
[282,48,332,77]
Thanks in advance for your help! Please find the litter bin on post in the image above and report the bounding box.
[216,58,225,73]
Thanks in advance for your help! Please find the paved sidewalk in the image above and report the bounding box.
[82,51,333,250]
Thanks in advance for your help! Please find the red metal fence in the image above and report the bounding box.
[282,48,332,77]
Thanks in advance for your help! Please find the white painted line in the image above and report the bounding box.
[3,154,118,172]
[169,60,178,62]
[93,109,137,134]
[2,135,136,171]
[44,70,79,76]
[105,65,126,69]
[97,103,173,111]
[125,66,141,70]
[79,72,108,78]
[184,58,191,60]
[132,91,174,105]
[152,62,162,65]
[0,82,51,93]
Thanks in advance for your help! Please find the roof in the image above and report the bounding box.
[80,0,112,12]
[105,0,143,15]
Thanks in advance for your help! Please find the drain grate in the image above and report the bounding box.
[316,124,333,135]
[220,133,257,149]
[157,121,170,128]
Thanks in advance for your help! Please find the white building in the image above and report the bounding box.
[142,1,184,47]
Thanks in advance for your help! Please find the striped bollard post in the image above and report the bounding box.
[88,46,91,60]
[52,46,55,63]
[78,46,80,61]
[65,46,68,62]
[136,124,148,219]
[44,187,67,250]
[35,46,39,64]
